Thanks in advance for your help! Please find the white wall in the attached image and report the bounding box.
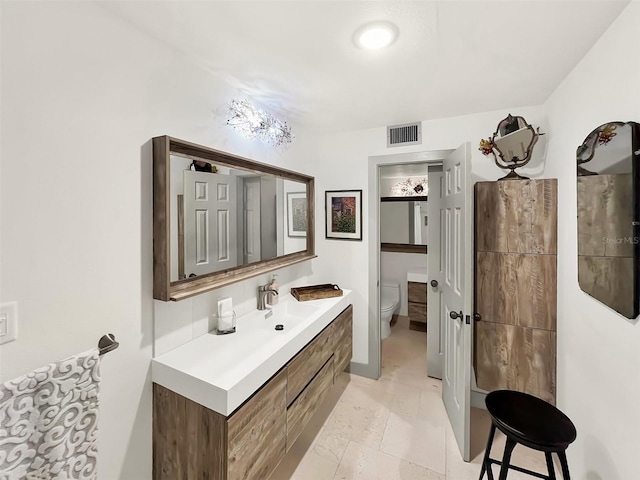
[0,3,318,479]
[543,3,640,478]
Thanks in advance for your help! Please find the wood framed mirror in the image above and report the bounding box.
[576,121,640,318]
[153,136,315,301]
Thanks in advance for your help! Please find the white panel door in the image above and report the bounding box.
[441,143,472,461]
[243,177,262,264]
[427,171,444,379]
[184,171,238,276]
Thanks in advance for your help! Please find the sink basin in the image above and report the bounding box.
[262,300,319,330]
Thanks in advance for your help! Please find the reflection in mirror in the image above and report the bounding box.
[380,200,428,245]
[378,164,429,254]
[169,156,307,281]
[576,121,639,318]
[154,136,315,301]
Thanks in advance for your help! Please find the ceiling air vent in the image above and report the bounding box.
[387,122,421,147]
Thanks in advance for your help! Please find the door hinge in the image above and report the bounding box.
[465,315,470,325]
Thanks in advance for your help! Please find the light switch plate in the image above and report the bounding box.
[0,302,18,345]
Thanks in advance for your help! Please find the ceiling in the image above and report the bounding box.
[103,1,629,133]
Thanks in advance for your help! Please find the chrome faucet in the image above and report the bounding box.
[257,284,278,310]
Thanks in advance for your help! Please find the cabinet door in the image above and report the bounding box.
[287,323,335,406]
[408,281,427,303]
[153,384,227,480]
[474,180,557,404]
[409,302,427,322]
[227,369,287,480]
[286,358,334,450]
[333,305,353,379]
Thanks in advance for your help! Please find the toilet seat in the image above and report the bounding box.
[381,293,398,312]
[380,282,400,340]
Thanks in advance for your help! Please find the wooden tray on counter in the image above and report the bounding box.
[291,284,343,302]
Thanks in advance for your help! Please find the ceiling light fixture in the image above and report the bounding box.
[354,21,398,50]
[226,99,293,148]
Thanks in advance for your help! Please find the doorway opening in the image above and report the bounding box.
[369,144,477,462]
[367,149,451,380]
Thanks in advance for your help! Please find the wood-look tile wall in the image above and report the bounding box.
[475,179,557,404]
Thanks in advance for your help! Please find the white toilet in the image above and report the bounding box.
[380,283,400,340]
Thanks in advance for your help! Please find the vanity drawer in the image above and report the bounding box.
[286,323,335,406]
[333,305,353,379]
[409,303,427,324]
[408,281,427,303]
[286,358,334,451]
[227,369,286,480]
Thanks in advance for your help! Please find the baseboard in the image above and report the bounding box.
[348,361,378,380]
[471,388,487,409]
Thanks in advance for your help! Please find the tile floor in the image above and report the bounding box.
[271,316,547,480]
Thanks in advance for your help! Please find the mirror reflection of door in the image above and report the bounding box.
[242,177,261,265]
[183,170,238,277]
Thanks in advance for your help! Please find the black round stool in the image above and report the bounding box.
[479,390,577,480]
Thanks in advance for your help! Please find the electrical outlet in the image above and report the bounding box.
[0,302,18,345]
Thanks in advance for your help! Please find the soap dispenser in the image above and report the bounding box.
[267,274,279,305]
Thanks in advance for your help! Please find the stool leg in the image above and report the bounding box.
[497,437,516,480]
[558,451,571,479]
[478,423,497,480]
[545,452,557,480]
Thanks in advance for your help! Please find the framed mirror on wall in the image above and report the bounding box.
[576,121,640,318]
[379,197,428,253]
[153,136,315,301]
[378,164,429,254]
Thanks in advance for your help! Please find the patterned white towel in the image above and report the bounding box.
[0,349,100,480]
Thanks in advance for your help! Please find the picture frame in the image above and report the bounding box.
[325,190,363,241]
[287,192,307,237]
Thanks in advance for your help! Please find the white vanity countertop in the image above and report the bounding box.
[152,290,352,416]
[407,267,428,283]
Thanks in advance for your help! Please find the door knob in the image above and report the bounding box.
[474,313,482,321]
[449,310,463,320]
[430,280,439,288]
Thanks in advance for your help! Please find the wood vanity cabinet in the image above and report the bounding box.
[153,304,353,480]
[332,306,353,380]
[285,305,352,450]
[408,281,427,332]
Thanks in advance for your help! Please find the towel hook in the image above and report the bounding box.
[98,334,119,356]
